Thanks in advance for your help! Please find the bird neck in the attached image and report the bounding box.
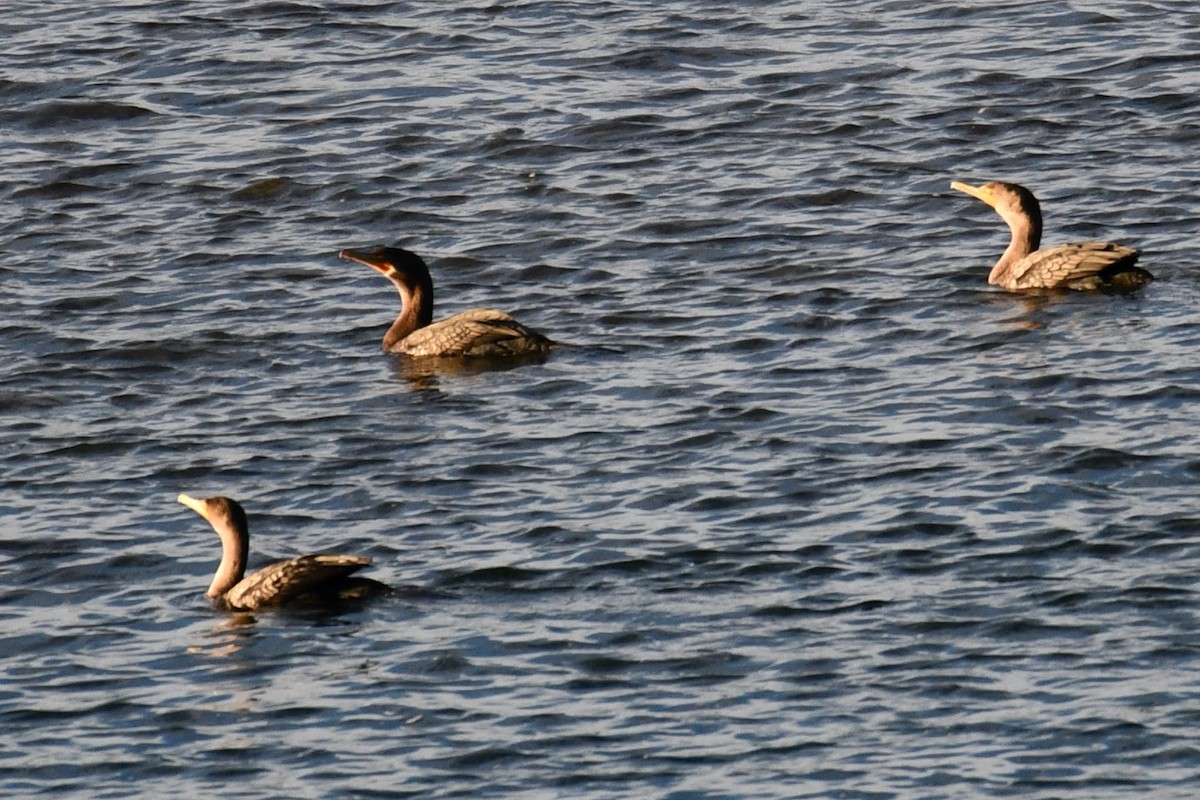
[208,522,249,599]
[989,215,1041,285]
[383,277,434,350]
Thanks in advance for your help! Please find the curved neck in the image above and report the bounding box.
[383,274,434,350]
[208,520,249,599]
[989,212,1041,285]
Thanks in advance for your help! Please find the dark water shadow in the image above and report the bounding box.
[390,350,553,389]
[387,342,625,389]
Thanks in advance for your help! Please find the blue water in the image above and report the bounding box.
[4,2,1200,797]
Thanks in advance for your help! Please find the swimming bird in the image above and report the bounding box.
[177,493,388,611]
[951,180,1152,291]
[340,245,554,357]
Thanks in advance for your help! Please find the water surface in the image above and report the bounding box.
[4,2,1200,798]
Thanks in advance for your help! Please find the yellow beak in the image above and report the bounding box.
[951,180,998,210]
[177,493,210,521]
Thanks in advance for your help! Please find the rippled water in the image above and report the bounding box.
[5,1,1200,797]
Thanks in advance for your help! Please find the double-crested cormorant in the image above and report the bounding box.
[339,245,554,357]
[177,493,388,611]
[951,180,1152,291]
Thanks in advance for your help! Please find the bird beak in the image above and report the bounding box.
[339,248,392,275]
[951,181,998,210]
[177,493,210,521]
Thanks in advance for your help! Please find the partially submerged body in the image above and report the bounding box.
[340,245,553,357]
[178,493,389,612]
[951,180,1151,292]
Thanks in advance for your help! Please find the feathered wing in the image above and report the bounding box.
[396,307,553,357]
[225,555,371,610]
[1008,241,1143,290]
